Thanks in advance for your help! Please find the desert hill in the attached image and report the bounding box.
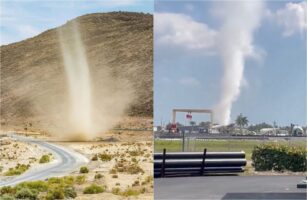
[0,12,153,133]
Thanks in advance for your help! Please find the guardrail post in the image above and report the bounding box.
[161,148,166,177]
[200,148,207,175]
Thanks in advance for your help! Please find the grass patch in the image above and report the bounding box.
[155,139,307,161]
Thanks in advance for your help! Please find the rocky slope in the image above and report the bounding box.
[0,12,153,132]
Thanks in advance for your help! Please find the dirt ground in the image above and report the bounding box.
[62,139,153,199]
[0,137,52,175]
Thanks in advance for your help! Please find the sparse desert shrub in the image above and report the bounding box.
[64,187,77,199]
[121,188,141,197]
[109,169,117,174]
[91,154,98,161]
[79,166,89,173]
[63,176,74,186]
[0,186,16,195]
[5,164,30,176]
[112,174,118,178]
[94,173,103,179]
[127,164,144,174]
[99,153,112,161]
[16,181,48,192]
[15,188,38,200]
[0,166,3,172]
[128,150,143,157]
[0,194,15,200]
[83,184,105,194]
[39,154,50,164]
[75,175,86,185]
[47,177,63,185]
[142,175,153,185]
[132,180,140,186]
[45,187,64,200]
[111,187,121,195]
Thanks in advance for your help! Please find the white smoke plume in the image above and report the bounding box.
[213,1,265,125]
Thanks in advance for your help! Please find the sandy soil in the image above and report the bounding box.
[0,136,52,177]
[61,140,153,200]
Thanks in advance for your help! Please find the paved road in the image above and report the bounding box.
[0,134,88,186]
[155,175,307,200]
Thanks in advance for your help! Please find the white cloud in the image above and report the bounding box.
[155,12,217,52]
[179,77,200,87]
[270,1,307,36]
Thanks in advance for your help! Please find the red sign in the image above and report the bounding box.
[186,113,192,119]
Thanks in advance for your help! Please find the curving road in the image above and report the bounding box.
[0,134,88,186]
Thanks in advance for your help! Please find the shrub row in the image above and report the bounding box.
[251,143,306,172]
[0,177,77,199]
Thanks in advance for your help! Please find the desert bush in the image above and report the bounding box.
[83,184,105,194]
[63,176,75,186]
[121,188,141,196]
[0,186,16,195]
[94,173,103,179]
[109,169,117,174]
[15,188,38,200]
[128,150,143,157]
[112,174,118,178]
[132,180,140,186]
[111,187,121,195]
[5,164,30,176]
[99,153,112,161]
[79,166,89,173]
[45,187,64,200]
[39,154,50,164]
[142,175,153,185]
[252,143,306,172]
[75,175,86,185]
[127,164,144,174]
[47,177,63,185]
[64,187,77,199]
[16,181,48,192]
[0,194,15,200]
[91,154,98,161]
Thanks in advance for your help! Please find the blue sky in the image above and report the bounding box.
[0,0,153,45]
[154,0,306,127]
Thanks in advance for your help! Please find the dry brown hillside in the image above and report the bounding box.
[0,12,153,133]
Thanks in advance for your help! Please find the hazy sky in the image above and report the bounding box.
[0,0,153,45]
[154,0,306,126]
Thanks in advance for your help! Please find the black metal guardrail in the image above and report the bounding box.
[154,148,246,177]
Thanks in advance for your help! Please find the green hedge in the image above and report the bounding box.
[252,143,306,172]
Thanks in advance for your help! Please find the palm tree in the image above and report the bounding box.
[235,113,249,135]
[189,121,196,126]
[189,121,196,133]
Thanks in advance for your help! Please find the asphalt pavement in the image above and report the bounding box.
[0,134,88,186]
[155,175,307,200]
